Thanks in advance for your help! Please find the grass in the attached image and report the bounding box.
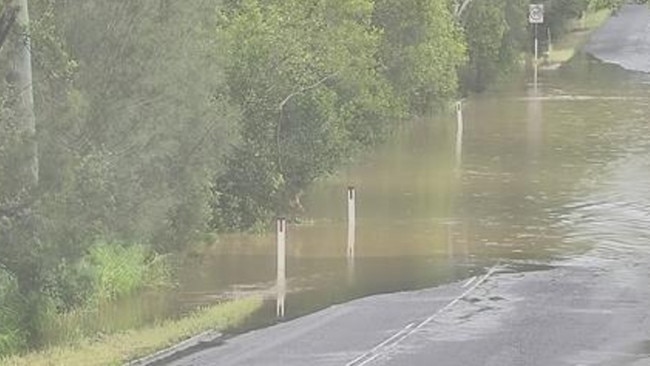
[0,297,263,366]
[544,9,612,66]
[88,243,173,301]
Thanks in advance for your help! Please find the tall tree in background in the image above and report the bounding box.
[0,0,44,347]
[373,0,466,114]
[459,0,528,91]
[37,0,236,253]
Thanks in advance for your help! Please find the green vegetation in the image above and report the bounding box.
[0,242,170,355]
[0,297,263,366]
[0,0,630,359]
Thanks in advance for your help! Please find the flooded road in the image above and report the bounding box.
[153,6,650,365]
[159,52,650,332]
[109,16,650,364]
[159,55,650,365]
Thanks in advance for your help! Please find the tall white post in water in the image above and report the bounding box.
[276,218,286,318]
[547,26,552,54]
[347,187,356,258]
[455,101,464,170]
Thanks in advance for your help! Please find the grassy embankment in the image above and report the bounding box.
[0,296,263,366]
[543,9,612,67]
[1,242,264,366]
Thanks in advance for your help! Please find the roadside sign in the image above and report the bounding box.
[529,4,544,24]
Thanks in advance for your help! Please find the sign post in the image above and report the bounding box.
[529,4,544,89]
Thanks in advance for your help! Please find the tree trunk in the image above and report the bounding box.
[8,0,38,190]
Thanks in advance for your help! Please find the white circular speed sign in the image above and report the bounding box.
[529,4,544,24]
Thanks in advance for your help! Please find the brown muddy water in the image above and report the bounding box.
[111,56,650,337]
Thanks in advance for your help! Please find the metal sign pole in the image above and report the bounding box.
[529,4,544,89]
[534,23,538,89]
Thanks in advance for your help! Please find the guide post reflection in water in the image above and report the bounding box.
[347,186,356,259]
[526,84,543,160]
[346,186,357,284]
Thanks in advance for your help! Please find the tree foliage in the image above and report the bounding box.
[458,0,529,91]
[373,0,466,113]
[212,0,397,230]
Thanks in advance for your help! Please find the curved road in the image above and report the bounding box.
[585,4,650,73]
[163,6,650,366]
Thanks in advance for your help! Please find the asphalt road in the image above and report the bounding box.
[584,4,650,73]
[165,256,650,366]
[164,6,650,366]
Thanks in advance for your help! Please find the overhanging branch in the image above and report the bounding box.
[276,71,339,175]
[455,0,474,18]
[278,72,339,111]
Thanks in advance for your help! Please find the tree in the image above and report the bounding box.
[213,0,397,230]
[3,0,237,350]
[36,0,235,252]
[458,0,527,91]
[0,0,47,347]
[373,0,466,114]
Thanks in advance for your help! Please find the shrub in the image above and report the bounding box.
[0,272,27,357]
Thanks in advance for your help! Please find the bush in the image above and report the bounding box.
[86,242,172,303]
[0,272,27,357]
[37,242,173,348]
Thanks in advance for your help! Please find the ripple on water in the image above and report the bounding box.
[558,154,650,260]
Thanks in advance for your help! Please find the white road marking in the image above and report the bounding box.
[345,264,501,366]
[462,276,478,288]
[344,322,416,366]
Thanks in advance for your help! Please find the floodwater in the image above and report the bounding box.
[111,56,650,337]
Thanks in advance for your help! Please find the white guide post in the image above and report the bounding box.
[347,187,356,258]
[276,217,286,318]
[455,101,464,169]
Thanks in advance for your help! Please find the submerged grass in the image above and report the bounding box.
[89,243,173,302]
[0,297,263,366]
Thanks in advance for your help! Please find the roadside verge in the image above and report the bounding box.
[541,9,612,69]
[0,297,263,366]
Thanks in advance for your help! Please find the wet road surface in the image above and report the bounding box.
[585,4,650,73]
[166,258,650,366]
